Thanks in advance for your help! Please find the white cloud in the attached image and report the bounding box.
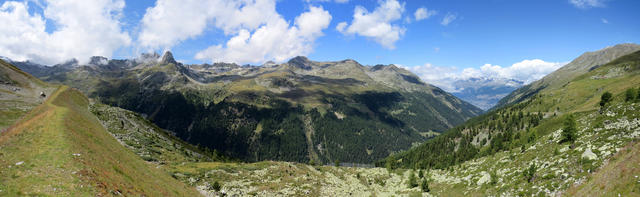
[141,0,332,64]
[336,0,406,49]
[194,6,332,63]
[601,18,609,24]
[0,0,131,65]
[414,7,436,21]
[441,12,457,26]
[569,0,607,8]
[139,0,281,50]
[406,59,566,92]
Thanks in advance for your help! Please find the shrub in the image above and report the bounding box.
[408,171,418,188]
[524,163,537,183]
[490,171,498,185]
[211,181,221,192]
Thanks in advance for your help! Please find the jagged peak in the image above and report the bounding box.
[161,51,178,65]
[54,58,79,68]
[89,56,109,65]
[370,64,403,72]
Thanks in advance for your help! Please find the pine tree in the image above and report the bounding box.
[600,92,613,107]
[421,178,430,192]
[560,115,577,143]
[626,88,637,102]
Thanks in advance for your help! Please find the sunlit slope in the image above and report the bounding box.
[566,140,640,196]
[494,43,640,110]
[0,86,199,196]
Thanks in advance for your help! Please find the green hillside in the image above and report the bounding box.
[0,86,199,196]
[494,43,640,110]
[379,49,640,195]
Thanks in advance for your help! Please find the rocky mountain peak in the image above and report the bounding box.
[89,56,109,65]
[287,56,313,70]
[161,51,178,65]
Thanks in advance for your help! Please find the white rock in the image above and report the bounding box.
[477,171,491,185]
[581,148,597,160]
[559,146,569,153]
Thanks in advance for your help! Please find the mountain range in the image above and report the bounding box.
[450,77,524,110]
[8,53,482,164]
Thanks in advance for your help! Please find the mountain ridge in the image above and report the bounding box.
[9,54,482,164]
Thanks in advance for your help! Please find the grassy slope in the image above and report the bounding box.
[0,86,199,196]
[566,140,640,196]
[373,51,640,196]
[0,59,52,130]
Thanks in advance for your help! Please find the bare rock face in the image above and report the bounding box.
[161,51,178,65]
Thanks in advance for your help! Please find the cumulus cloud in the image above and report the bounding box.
[569,0,607,8]
[0,0,131,65]
[194,6,331,63]
[405,59,566,92]
[139,0,281,50]
[414,7,436,21]
[140,0,331,64]
[336,0,406,49]
[440,12,457,26]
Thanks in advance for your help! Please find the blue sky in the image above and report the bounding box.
[0,0,639,90]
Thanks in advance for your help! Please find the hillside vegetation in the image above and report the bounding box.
[378,49,640,195]
[0,86,199,196]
